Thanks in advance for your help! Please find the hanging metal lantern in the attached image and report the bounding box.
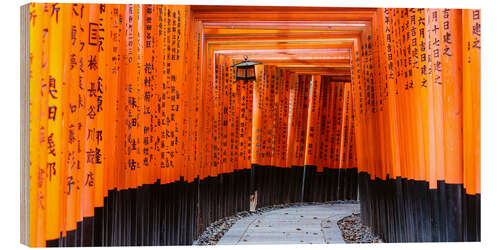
[231,56,261,82]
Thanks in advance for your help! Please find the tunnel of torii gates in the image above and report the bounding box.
[22,3,480,247]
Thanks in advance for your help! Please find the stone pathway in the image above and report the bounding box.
[217,203,360,245]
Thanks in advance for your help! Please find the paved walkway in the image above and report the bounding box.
[217,203,360,245]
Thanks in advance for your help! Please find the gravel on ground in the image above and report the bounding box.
[337,213,383,243]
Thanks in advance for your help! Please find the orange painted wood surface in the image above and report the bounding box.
[27,4,480,245]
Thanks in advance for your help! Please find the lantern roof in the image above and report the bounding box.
[231,56,262,67]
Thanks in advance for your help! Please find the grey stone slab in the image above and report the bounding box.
[217,203,360,245]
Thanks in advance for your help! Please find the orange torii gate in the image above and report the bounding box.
[23,3,480,246]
